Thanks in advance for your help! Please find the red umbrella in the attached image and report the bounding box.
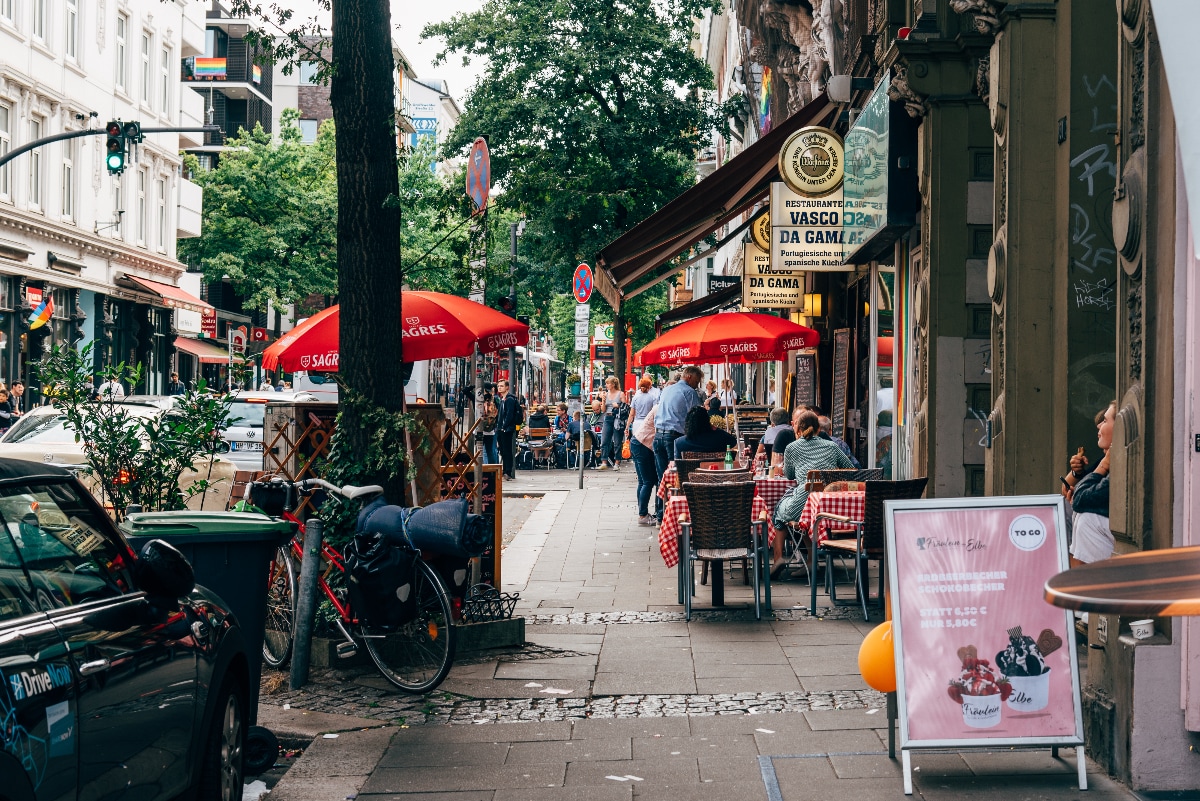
[634,312,819,366]
[261,292,530,372]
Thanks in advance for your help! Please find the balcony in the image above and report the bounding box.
[177,178,203,239]
[178,89,206,148]
[183,55,271,104]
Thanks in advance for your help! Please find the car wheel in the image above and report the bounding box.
[243,725,279,776]
[197,678,245,801]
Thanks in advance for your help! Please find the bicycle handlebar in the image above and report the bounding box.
[243,475,385,503]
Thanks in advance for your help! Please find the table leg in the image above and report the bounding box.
[712,559,725,606]
[810,531,818,613]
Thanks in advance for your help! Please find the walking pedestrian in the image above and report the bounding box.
[652,365,705,521]
[167,372,186,396]
[481,394,499,466]
[627,376,660,526]
[598,377,626,470]
[1065,401,1116,566]
[495,380,520,480]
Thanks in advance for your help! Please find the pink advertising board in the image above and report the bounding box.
[886,496,1083,750]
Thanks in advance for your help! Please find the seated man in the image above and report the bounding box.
[673,406,737,459]
[527,404,552,430]
[567,411,594,466]
[759,406,793,463]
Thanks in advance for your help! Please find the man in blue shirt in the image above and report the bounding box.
[652,365,705,522]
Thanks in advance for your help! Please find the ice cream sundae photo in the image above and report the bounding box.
[995,626,1060,712]
[948,645,1010,728]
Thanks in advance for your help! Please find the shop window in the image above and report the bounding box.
[970,148,994,180]
[0,278,13,311]
[967,466,986,497]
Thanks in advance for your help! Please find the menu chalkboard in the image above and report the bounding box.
[831,328,851,439]
[795,352,817,409]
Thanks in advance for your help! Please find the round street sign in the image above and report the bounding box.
[751,209,771,251]
[573,263,594,304]
[466,137,491,210]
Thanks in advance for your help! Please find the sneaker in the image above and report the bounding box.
[596,463,608,470]
[613,463,621,471]
[638,515,652,526]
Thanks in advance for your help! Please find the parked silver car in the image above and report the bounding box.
[222,391,319,472]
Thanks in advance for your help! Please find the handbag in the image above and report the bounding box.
[621,440,632,460]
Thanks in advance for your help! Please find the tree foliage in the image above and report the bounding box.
[179,110,338,314]
[426,0,721,349]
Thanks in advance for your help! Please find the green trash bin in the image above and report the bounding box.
[119,511,297,726]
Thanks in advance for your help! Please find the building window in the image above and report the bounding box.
[160,47,171,113]
[28,119,42,210]
[0,0,11,25]
[299,61,320,84]
[136,169,146,245]
[155,177,166,251]
[65,0,77,60]
[32,0,47,41]
[0,105,9,200]
[141,33,151,105]
[61,139,73,220]
[298,119,318,143]
[115,14,128,92]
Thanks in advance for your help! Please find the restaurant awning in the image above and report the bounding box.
[120,275,214,315]
[654,282,743,334]
[174,336,229,364]
[593,94,833,312]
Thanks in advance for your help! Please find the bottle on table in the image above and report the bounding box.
[724,445,734,469]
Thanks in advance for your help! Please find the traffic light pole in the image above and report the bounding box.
[509,223,518,395]
[0,125,221,170]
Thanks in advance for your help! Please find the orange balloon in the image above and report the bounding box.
[858,621,897,693]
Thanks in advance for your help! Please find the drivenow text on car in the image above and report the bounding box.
[770,126,851,274]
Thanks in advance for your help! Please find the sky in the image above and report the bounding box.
[277,0,486,106]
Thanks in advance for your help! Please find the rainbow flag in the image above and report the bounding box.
[29,295,53,330]
[194,57,227,79]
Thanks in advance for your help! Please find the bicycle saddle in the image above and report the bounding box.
[342,484,384,500]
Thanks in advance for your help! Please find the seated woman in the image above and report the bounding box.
[527,404,552,430]
[770,409,856,574]
[672,406,737,460]
[1065,401,1115,566]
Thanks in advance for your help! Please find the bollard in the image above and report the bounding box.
[290,517,324,690]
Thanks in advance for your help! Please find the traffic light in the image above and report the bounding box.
[498,293,517,317]
[104,121,125,174]
[122,120,143,144]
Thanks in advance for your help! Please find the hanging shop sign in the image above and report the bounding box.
[743,243,802,309]
[708,275,741,293]
[886,495,1085,795]
[778,126,844,197]
[770,182,847,272]
[843,68,920,265]
[751,209,772,251]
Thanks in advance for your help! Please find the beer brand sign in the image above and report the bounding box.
[778,126,844,197]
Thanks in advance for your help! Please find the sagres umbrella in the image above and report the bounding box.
[633,312,819,367]
[261,291,530,372]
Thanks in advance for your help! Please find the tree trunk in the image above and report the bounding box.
[331,0,404,495]
[613,313,626,391]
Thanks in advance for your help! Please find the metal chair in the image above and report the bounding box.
[677,480,770,620]
[816,477,929,620]
[525,427,554,470]
[687,469,755,586]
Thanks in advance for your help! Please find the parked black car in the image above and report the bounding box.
[0,459,249,801]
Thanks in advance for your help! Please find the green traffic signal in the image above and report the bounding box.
[105,120,125,175]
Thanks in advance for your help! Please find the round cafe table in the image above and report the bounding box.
[1044,545,1200,616]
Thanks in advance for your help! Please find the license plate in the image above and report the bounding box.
[231,442,263,452]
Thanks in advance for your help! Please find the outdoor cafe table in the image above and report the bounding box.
[658,494,777,606]
[793,490,867,613]
[1045,544,1200,617]
[656,462,795,507]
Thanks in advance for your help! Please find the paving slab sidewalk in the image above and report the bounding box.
[263,468,1136,801]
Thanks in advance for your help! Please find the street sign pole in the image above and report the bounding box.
[573,264,594,489]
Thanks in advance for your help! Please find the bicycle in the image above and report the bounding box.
[248,476,457,694]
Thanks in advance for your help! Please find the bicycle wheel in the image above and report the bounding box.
[263,546,297,669]
[359,558,457,694]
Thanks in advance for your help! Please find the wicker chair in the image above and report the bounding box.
[808,468,885,493]
[675,454,724,487]
[816,477,929,620]
[687,468,755,585]
[743,434,762,459]
[678,480,770,620]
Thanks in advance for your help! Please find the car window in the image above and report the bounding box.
[3,412,70,444]
[227,401,267,428]
[0,522,39,621]
[0,482,134,610]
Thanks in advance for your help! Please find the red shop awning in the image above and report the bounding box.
[174,336,229,364]
[122,275,214,315]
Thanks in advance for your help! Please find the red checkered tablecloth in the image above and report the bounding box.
[657,463,678,500]
[658,495,776,568]
[794,491,866,545]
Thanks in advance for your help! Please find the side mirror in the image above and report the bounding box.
[134,539,195,599]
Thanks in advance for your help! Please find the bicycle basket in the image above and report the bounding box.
[248,481,289,517]
[461,583,519,623]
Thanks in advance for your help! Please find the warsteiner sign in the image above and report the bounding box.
[743,243,802,309]
[778,126,844,197]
